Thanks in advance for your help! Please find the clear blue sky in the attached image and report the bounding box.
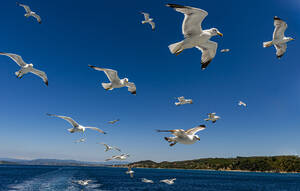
[0,0,299,162]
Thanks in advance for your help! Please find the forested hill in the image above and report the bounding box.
[126,156,300,173]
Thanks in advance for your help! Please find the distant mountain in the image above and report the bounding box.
[124,156,300,173]
[0,158,129,166]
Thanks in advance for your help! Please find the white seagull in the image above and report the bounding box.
[166,4,223,70]
[125,167,134,178]
[238,101,247,107]
[74,138,86,143]
[47,113,106,134]
[108,119,120,124]
[105,154,130,161]
[204,113,220,123]
[175,96,193,106]
[98,143,121,152]
[88,65,136,95]
[0,52,48,86]
[141,12,155,30]
[17,2,42,24]
[263,16,294,58]
[160,178,176,185]
[220,49,230,53]
[157,125,206,146]
[141,178,154,183]
[72,180,91,186]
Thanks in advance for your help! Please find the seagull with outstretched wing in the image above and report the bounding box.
[141,12,155,30]
[263,16,294,58]
[0,52,48,86]
[166,4,223,70]
[47,113,106,134]
[98,143,121,152]
[17,2,42,23]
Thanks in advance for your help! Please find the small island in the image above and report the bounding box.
[118,155,300,173]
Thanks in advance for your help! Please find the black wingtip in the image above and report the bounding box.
[199,125,206,127]
[45,81,48,86]
[277,54,284,59]
[16,2,20,6]
[201,60,212,70]
[131,91,136,95]
[88,65,95,68]
[166,3,185,8]
[274,16,282,21]
[46,113,52,116]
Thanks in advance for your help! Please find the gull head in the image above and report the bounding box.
[124,78,129,83]
[288,37,295,42]
[210,28,223,37]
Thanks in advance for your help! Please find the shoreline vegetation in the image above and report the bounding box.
[114,155,300,174]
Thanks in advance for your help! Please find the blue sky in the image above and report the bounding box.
[0,0,300,162]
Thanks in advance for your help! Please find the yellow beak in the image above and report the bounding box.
[217,32,223,37]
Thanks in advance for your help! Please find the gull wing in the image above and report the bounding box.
[17,3,31,13]
[275,43,287,58]
[196,40,218,70]
[0,52,26,67]
[273,17,287,41]
[177,96,185,101]
[141,12,150,20]
[113,146,121,152]
[185,125,206,135]
[100,143,110,151]
[32,13,42,24]
[30,68,48,86]
[88,65,120,82]
[149,22,155,30]
[156,129,185,136]
[166,4,208,38]
[46,113,79,127]
[126,82,136,95]
[85,127,107,134]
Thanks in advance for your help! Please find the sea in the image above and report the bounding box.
[0,165,300,191]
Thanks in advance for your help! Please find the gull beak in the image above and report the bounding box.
[217,32,223,37]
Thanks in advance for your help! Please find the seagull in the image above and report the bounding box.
[156,125,206,146]
[46,113,106,134]
[204,113,220,123]
[175,96,193,106]
[125,166,134,178]
[105,154,130,161]
[108,119,120,124]
[166,4,223,70]
[220,49,230,53]
[88,65,136,95]
[160,178,176,185]
[74,138,86,143]
[0,52,48,86]
[98,143,121,152]
[263,16,294,58]
[141,178,154,183]
[238,101,247,107]
[72,180,91,186]
[17,2,42,24]
[141,12,155,30]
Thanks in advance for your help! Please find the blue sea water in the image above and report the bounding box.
[0,165,300,191]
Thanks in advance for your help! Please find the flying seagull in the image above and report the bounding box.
[17,2,41,24]
[157,125,206,146]
[108,119,120,124]
[141,178,154,183]
[175,96,193,106]
[204,113,220,123]
[74,138,86,143]
[105,154,130,161]
[125,166,134,178]
[98,143,121,152]
[72,180,91,186]
[0,52,48,86]
[238,101,247,107]
[166,4,223,70]
[160,178,176,185]
[47,113,106,134]
[141,12,155,30]
[220,49,230,53]
[88,65,136,95]
[263,16,294,58]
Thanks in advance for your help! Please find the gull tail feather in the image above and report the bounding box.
[263,41,273,48]
[168,41,183,54]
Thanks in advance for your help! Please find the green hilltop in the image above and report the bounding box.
[126,156,300,173]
